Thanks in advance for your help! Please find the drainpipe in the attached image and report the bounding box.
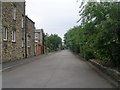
[24,1,26,58]
[0,1,2,89]
[0,1,2,64]
[25,16,27,58]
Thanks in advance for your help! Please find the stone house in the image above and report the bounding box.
[25,16,35,58]
[35,29,45,56]
[2,2,26,62]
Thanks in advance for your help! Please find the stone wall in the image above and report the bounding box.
[25,16,35,58]
[89,59,120,87]
[2,2,25,62]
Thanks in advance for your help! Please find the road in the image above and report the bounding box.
[3,50,114,88]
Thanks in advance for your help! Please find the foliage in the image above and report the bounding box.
[46,34,62,52]
[64,2,120,67]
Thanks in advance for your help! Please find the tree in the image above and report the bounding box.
[46,34,62,52]
[64,2,120,66]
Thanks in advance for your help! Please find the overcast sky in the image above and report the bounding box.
[25,0,80,40]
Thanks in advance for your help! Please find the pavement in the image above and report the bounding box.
[2,54,48,71]
[2,50,115,88]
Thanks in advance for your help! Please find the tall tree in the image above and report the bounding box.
[46,34,62,52]
[64,2,120,66]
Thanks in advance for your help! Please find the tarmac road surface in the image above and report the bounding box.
[3,50,114,88]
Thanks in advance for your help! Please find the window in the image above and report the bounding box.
[27,36,30,47]
[12,31,16,42]
[35,33,38,39]
[22,15,24,28]
[22,39,24,47]
[13,6,16,20]
[35,33,38,42]
[3,27,8,41]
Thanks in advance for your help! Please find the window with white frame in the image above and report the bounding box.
[13,6,16,20]
[3,27,8,41]
[22,15,24,28]
[35,33,38,39]
[27,36,30,47]
[12,31,16,42]
[22,39,24,47]
[35,33,38,42]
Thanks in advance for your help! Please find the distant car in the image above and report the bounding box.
[55,49,58,51]
[61,48,64,50]
[55,48,59,51]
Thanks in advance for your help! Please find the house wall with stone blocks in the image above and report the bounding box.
[2,2,25,62]
[25,16,35,58]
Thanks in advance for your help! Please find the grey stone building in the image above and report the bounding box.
[25,16,35,58]
[2,2,25,62]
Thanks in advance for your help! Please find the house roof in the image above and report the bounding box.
[25,16,35,24]
[35,29,44,33]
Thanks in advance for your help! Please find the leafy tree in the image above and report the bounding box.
[46,34,62,52]
[64,2,120,67]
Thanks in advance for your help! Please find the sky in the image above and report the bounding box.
[25,0,80,40]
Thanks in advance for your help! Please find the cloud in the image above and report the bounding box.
[25,0,80,40]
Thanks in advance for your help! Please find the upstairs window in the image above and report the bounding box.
[13,6,16,20]
[3,27,8,41]
[27,36,30,47]
[22,39,24,47]
[35,33,38,39]
[12,31,16,42]
[22,15,24,28]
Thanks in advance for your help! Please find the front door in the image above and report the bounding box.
[38,45,41,56]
